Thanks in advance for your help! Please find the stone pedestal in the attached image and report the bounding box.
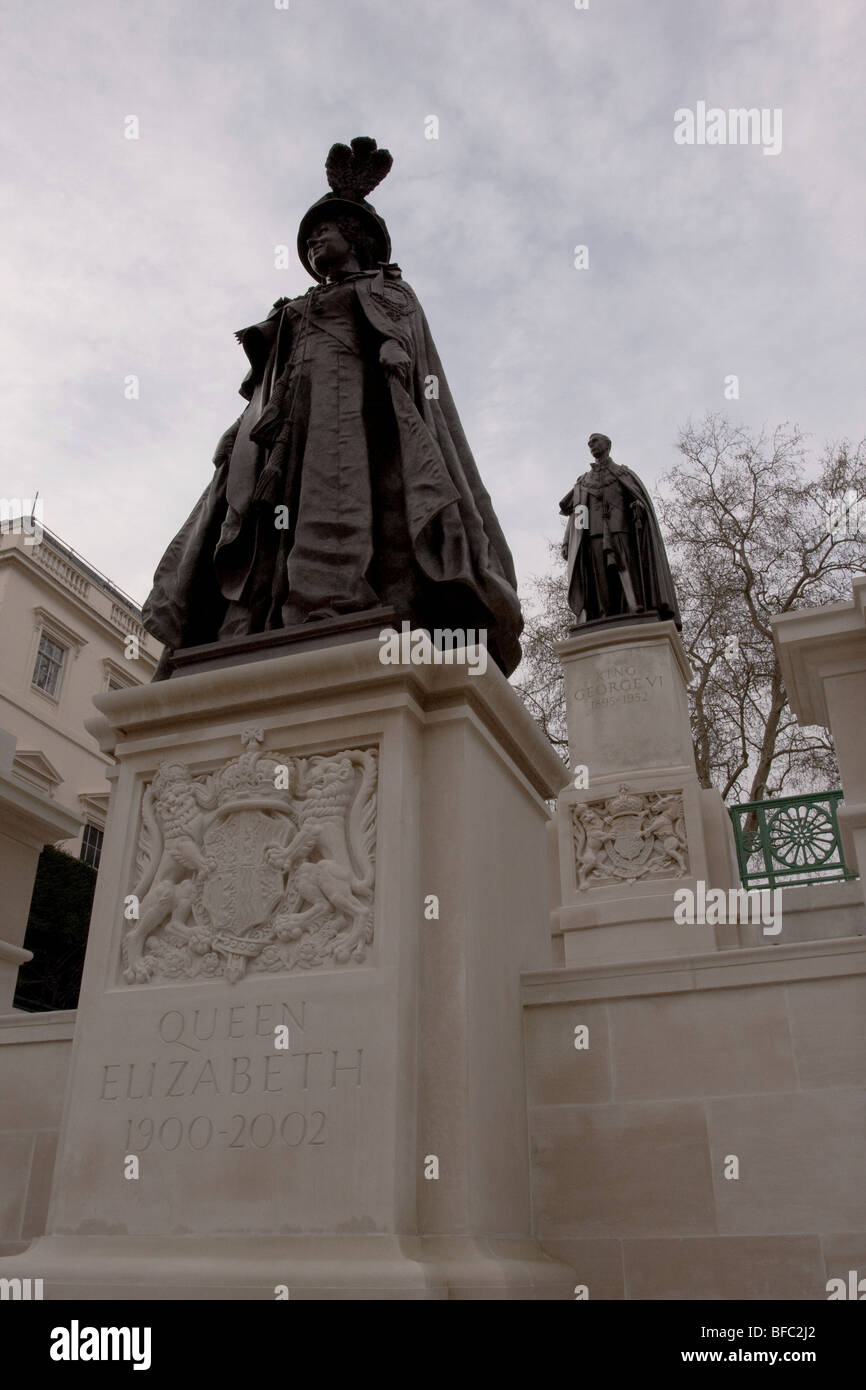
[0,638,572,1298]
[772,575,866,906]
[552,621,739,964]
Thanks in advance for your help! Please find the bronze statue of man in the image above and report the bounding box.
[560,433,681,629]
[142,137,523,678]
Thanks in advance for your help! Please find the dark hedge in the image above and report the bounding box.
[13,845,96,1012]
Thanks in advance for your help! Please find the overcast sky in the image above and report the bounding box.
[2,0,864,614]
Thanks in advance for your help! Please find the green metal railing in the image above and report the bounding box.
[729,791,856,890]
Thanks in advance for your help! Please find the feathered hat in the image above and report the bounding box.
[297,136,393,281]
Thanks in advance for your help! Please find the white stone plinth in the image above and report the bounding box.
[772,576,866,898]
[0,639,572,1299]
[557,620,696,781]
[553,620,739,964]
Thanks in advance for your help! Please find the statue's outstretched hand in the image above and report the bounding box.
[380,338,411,386]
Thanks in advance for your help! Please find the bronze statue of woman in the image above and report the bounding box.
[143,137,522,677]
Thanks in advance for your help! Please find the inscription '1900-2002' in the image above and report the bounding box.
[96,1000,364,1155]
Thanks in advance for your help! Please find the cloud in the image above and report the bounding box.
[1,0,863,615]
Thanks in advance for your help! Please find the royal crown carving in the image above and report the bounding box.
[122,730,378,985]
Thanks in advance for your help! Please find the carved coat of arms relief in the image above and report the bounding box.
[122,728,378,985]
[571,784,689,890]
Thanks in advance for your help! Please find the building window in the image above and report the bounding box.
[80,822,104,870]
[32,633,67,698]
[103,659,136,692]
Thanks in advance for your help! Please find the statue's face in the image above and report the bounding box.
[588,434,610,462]
[307,220,354,276]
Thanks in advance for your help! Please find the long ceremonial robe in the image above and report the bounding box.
[142,266,523,675]
[559,462,681,629]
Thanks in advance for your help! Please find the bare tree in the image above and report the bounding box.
[661,415,865,801]
[515,414,866,804]
[512,548,572,761]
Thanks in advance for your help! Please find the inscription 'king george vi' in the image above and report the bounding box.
[571,661,664,714]
[122,728,378,985]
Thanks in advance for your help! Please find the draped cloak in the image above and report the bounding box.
[559,463,681,629]
[142,265,523,676]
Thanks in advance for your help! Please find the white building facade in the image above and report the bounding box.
[0,524,160,867]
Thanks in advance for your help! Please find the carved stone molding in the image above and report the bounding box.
[571,783,689,889]
[122,729,377,985]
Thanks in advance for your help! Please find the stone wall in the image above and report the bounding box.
[0,1011,74,1254]
[524,886,866,1299]
[3,886,864,1298]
